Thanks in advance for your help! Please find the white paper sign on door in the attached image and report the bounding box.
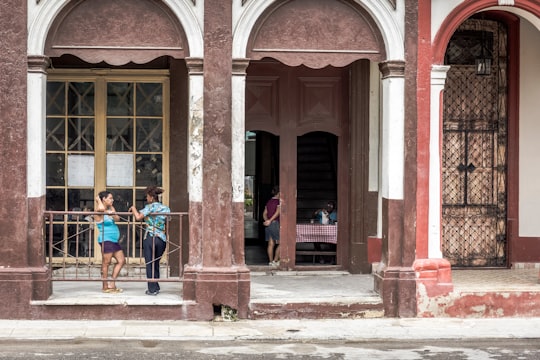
[107,153,133,186]
[67,155,94,187]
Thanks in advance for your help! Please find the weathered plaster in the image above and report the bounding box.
[233,0,405,61]
[28,0,203,57]
[418,283,540,318]
[186,58,204,203]
[231,59,250,203]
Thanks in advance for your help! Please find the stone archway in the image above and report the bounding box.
[241,0,393,274]
[431,2,538,266]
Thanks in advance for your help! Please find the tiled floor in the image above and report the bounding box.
[452,268,540,292]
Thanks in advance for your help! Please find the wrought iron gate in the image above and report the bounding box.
[442,19,508,267]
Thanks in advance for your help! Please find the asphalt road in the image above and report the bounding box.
[1,339,540,359]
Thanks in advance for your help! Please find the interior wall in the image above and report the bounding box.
[519,18,540,237]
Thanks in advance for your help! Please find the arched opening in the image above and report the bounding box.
[243,0,387,272]
[442,15,509,267]
[42,0,190,273]
[244,130,279,266]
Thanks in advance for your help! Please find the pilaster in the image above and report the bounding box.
[375,60,416,317]
[182,2,250,320]
[0,2,51,318]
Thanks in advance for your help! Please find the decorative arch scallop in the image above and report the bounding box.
[44,0,189,65]
[247,0,386,69]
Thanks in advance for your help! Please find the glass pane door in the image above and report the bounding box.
[105,81,166,258]
[46,71,169,263]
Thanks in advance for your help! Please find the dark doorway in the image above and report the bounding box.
[245,60,350,270]
[244,131,279,265]
[296,132,338,265]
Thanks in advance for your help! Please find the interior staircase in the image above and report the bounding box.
[296,132,338,222]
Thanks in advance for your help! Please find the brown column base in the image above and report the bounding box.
[373,265,416,317]
[0,267,51,318]
[183,266,251,320]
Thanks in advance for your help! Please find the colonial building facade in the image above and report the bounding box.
[2,0,540,320]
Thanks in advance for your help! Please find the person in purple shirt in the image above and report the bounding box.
[263,185,281,267]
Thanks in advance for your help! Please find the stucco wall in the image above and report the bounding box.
[519,18,540,236]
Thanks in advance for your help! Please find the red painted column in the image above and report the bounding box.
[0,0,51,318]
[415,0,431,259]
[413,0,454,311]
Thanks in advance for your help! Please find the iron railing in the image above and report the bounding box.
[44,210,188,282]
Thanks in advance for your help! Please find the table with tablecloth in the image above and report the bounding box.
[295,224,337,244]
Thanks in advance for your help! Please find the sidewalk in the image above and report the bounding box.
[1,317,539,341]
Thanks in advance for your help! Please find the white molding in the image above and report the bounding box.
[428,65,450,259]
[27,72,47,198]
[380,76,404,200]
[498,0,515,5]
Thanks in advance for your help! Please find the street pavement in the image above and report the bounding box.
[0,317,539,341]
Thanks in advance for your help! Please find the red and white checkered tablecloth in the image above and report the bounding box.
[296,224,337,244]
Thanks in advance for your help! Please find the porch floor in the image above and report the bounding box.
[35,268,540,307]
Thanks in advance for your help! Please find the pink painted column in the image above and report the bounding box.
[0,1,51,318]
[182,0,250,320]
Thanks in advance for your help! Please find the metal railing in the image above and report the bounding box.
[44,210,188,282]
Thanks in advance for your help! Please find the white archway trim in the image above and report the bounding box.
[428,65,450,259]
[489,6,540,31]
[28,0,204,57]
[28,0,68,55]
[163,0,204,58]
[233,0,405,61]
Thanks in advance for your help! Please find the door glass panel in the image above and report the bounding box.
[107,82,134,116]
[107,118,134,151]
[46,118,65,151]
[137,118,162,151]
[68,82,94,116]
[46,82,65,116]
[46,188,65,211]
[68,117,94,151]
[46,153,65,186]
[136,83,163,116]
[109,188,132,213]
[67,189,94,211]
[136,154,162,186]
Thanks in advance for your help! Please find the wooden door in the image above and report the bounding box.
[245,61,349,269]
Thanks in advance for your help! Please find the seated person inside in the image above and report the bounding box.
[313,200,337,225]
[311,200,337,264]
